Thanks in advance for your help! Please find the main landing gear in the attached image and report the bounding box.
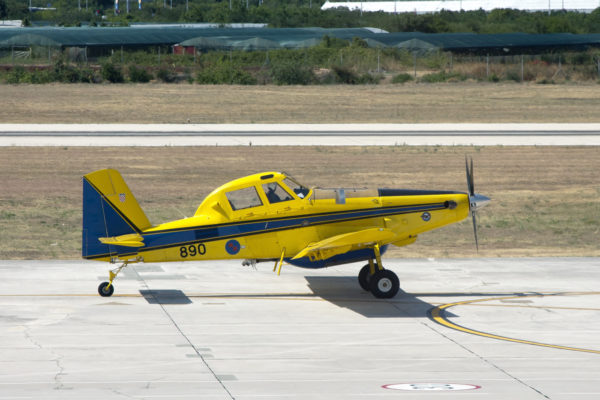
[357,245,399,299]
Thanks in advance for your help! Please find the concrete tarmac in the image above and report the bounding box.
[1,257,599,399]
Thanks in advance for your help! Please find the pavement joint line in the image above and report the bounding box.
[129,265,236,400]
[420,317,552,399]
[387,293,552,398]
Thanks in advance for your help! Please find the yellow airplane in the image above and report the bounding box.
[83,159,489,299]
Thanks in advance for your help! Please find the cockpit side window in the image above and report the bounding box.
[262,182,293,204]
[226,186,263,211]
[283,178,310,199]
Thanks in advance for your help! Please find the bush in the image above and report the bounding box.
[196,61,256,85]
[270,61,314,85]
[420,71,466,83]
[5,66,27,84]
[28,69,54,84]
[101,62,124,83]
[330,65,359,84]
[329,65,380,84]
[156,68,174,83]
[392,73,414,84]
[128,65,152,82]
[487,73,500,82]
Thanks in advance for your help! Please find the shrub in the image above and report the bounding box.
[196,61,256,85]
[128,65,152,82]
[157,68,177,83]
[392,73,414,84]
[28,69,54,84]
[329,66,380,84]
[270,61,314,85]
[487,73,500,82]
[330,65,359,84]
[420,71,466,83]
[6,66,27,84]
[101,62,124,83]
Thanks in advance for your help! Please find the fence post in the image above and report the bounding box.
[486,54,489,78]
[413,52,417,78]
[520,55,524,82]
[158,46,161,64]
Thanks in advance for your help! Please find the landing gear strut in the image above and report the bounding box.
[357,245,399,299]
[98,262,128,297]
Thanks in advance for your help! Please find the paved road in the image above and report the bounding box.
[2,123,600,145]
[2,258,599,399]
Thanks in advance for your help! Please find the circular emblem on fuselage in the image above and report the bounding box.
[421,212,431,222]
[225,239,241,255]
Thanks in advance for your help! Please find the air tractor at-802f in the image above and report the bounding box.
[82,159,489,299]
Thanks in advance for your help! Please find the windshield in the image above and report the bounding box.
[283,177,310,199]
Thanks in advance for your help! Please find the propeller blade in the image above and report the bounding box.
[470,157,474,195]
[472,211,479,252]
[465,156,474,196]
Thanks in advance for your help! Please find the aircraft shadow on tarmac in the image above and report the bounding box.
[140,289,193,305]
[304,276,454,319]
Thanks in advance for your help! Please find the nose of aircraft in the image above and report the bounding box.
[470,193,491,211]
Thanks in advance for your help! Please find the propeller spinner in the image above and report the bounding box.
[465,157,490,250]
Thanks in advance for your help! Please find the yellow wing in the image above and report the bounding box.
[292,228,397,262]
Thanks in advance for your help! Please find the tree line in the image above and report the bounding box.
[2,0,600,34]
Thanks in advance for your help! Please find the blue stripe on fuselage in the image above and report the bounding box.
[135,203,445,254]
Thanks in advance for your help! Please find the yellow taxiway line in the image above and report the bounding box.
[429,292,600,355]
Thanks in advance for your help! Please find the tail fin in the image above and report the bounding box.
[82,169,151,260]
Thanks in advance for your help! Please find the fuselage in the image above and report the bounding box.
[89,171,470,268]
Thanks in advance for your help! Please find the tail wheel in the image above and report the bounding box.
[369,270,399,299]
[358,264,375,291]
[98,281,114,297]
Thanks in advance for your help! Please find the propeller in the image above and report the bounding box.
[465,157,490,251]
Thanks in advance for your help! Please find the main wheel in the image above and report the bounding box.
[369,270,399,299]
[358,264,375,291]
[98,281,114,297]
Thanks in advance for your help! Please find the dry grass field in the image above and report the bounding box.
[1,146,598,260]
[2,82,600,123]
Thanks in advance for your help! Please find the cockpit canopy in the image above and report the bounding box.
[194,172,310,218]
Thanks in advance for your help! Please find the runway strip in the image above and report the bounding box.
[2,123,600,145]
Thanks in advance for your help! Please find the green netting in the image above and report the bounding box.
[395,38,439,52]
[1,27,600,54]
[0,33,61,47]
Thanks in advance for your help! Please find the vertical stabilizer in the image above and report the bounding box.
[82,169,151,259]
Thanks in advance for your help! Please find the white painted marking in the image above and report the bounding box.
[383,383,481,391]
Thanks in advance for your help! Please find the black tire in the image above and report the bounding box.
[358,264,375,291]
[98,281,114,297]
[369,270,399,299]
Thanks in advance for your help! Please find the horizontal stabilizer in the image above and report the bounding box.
[292,227,396,261]
[98,233,145,248]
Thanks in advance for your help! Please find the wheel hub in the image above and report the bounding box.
[378,278,392,292]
